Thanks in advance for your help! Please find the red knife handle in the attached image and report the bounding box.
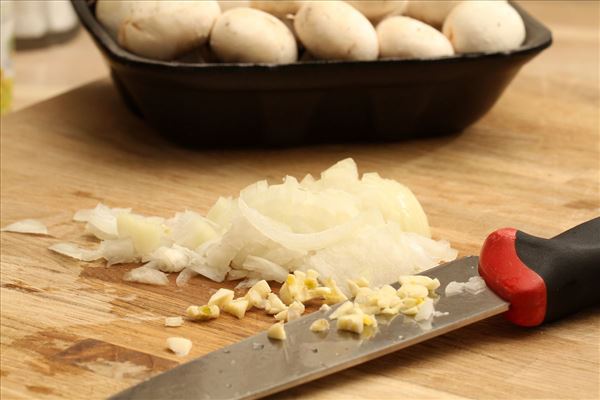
[479,218,600,327]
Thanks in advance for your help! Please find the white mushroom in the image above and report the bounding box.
[250,1,303,18]
[96,0,147,40]
[97,0,221,61]
[345,1,408,21]
[295,1,379,61]
[442,1,525,54]
[218,0,250,11]
[377,16,454,59]
[210,8,298,64]
[404,0,461,28]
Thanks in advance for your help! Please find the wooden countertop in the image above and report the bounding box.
[1,2,598,399]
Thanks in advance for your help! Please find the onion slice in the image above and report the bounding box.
[2,219,49,235]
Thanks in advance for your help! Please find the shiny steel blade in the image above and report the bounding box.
[111,256,508,400]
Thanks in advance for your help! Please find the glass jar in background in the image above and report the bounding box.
[1,0,14,114]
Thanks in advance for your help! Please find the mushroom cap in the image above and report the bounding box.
[442,1,525,54]
[404,0,460,28]
[294,1,379,61]
[96,0,155,40]
[118,1,221,61]
[346,0,408,21]
[250,0,303,18]
[210,8,298,64]
[377,16,454,59]
[218,0,250,11]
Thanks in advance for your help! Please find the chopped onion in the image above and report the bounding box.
[53,159,457,296]
[464,276,487,295]
[49,242,102,261]
[123,266,169,286]
[2,219,48,235]
[176,268,197,287]
[99,238,137,265]
[445,276,487,296]
[242,256,288,283]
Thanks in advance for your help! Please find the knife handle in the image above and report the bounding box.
[479,217,600,327]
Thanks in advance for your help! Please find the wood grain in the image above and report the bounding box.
[1,1,598,399]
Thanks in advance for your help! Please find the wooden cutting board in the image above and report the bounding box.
[1,4,598,399]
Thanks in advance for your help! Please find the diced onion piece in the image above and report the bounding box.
[267,322,287,340]
[48,242,102,261]
[148,245,193,273]
[176,268,198,287]
[310,318,330,333]
[208,288,235,307]
[167,211,218,249]
[123,266,169,286]
[165,316,184,327]
[414,298,435,321]
[117,213,162,255]
[207,196,237,230]
[223,298,249,319]
[166,337,192,356]
[445,281,464,296]
[187,304,220,320]
[99,238,137,265]
[242,256,288,283]
[227,269,249,280]
[238,197,363,252]
[445,276,488,297]
[2,219,48,235]
[464,276,487,295]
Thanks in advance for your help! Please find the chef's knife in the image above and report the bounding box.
[111,218,600,400]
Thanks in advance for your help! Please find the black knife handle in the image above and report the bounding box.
[479,218,600,326]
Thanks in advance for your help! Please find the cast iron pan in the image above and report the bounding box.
[72,1,552,148]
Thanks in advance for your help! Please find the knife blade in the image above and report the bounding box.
[111,218,600,400]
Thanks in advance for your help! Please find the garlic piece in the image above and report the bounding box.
[164,316,184,327]
[223,298,250,319]
[166,337,192,357]
[399,275,440,291]
[267,322,287,340]
[323,278,348,305]
[337,313,364,334]
[265,293,287,315]
[208,288,235,307]
[187,304,220,320]
[286,301,306,322]
[245,280,271,309]
[319,304,331,312]
[397,283,429,299]
[310,318,330,333]
[329,301,355,320]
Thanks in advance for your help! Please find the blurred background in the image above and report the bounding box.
[0,0,598,114]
